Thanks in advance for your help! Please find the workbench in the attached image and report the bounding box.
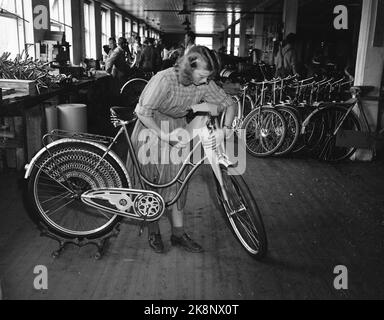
[0,74,113,171]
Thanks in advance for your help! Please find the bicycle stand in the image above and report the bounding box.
[38,223,121,260]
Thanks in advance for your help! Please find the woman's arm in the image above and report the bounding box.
[136,114,169,142]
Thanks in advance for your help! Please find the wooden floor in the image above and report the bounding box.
[0,156,383,300]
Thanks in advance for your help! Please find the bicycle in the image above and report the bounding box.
[24,107,268,260]
[221,80,287,158]
[300,85,378,162]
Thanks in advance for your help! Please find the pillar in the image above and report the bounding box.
[71,0,84,65]
[94,1,102,60]
[353,0,384,160]
[283,0,298,36]
[253,13,264,51]
[239,18,248,57]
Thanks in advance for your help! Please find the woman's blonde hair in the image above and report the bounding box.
[175,46,221,86]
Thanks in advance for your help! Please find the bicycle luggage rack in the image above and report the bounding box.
[42,130,114,147]
[38,222,121,260]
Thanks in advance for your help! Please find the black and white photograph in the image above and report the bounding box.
[0,0,383,305]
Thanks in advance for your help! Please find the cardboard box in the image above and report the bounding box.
[0,79,37,96]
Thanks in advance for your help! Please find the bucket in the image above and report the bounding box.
[57,104,88,133]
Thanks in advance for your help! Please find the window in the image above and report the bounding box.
[49,0,72,61]
[84,0,96,58]
[125,18,131,39]
[101,7,110,46]
[0,0,34,59]
[196,37,213,50]
[115,12,122,38]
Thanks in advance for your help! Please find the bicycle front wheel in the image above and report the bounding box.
[242,107,286,157]
[215,167,268,260]
[26,141,130,239]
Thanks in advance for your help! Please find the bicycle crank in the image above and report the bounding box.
[81,189,165,222]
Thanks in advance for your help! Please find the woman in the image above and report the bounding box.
[127,46,236,254]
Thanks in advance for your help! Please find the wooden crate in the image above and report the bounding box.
[0,79,36,96]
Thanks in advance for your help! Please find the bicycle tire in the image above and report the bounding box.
[220,95,242,129]
[313,106,361,161]
[26,141,130,239]
[120,78,148,108]
[215,167,268,260]
[241,107,287,157]
[243,94,254,117]
[273,106,301,156]
[300,109,327,155]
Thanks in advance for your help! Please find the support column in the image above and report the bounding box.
[94,1,102,60]
[110,10,116,38]
[71,0,84,65]
[283,0,298,36]
[230,25,235,56]
[253,13,264,51]
[239,17,248,57]
[353,0,384,160]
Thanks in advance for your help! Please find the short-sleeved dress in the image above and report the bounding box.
[126,67,234,210]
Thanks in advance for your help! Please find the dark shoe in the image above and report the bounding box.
[148,233,165,254]
[170,233,204,253]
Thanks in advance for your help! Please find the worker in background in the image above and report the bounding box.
[105,37,131,102]
[275,33,300,78]
[139,38,155,74]
[133,36,143,68]
[184,31,196,55]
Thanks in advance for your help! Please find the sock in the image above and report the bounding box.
[172,226,185,238]
[148,222,160,235]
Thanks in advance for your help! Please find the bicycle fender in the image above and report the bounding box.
[24,139,131,186]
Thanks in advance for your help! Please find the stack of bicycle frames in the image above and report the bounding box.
[229,75,357,162]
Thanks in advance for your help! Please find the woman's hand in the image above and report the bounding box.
[191,103,220,116]
[160,129,189,149]
[223,126,235,139]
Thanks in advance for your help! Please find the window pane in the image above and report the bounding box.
[234,37,240,56]
[115,13,122,38]
[1,0,16,12]
[0,16,19,58]
[235,23,240,36]
[227,38,231,54]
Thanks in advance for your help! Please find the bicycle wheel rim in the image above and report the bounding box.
[217,168,267,258]
[274,107,300,156]
[243,108,286,157]
[31,144,127,238]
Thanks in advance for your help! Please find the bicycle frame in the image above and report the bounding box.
[117,123,208,207]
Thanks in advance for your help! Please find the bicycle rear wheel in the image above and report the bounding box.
[314,106,361,161]
[215,167,268,260]
[26,141,130,239]
[242,107,286,157]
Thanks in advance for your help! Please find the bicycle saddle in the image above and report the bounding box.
[110,107,137,123]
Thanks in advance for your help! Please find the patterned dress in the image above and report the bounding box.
[127,67,234,209]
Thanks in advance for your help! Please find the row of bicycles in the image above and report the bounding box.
[221,74,375,162]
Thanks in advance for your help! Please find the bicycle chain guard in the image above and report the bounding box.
[81,189,165,222]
